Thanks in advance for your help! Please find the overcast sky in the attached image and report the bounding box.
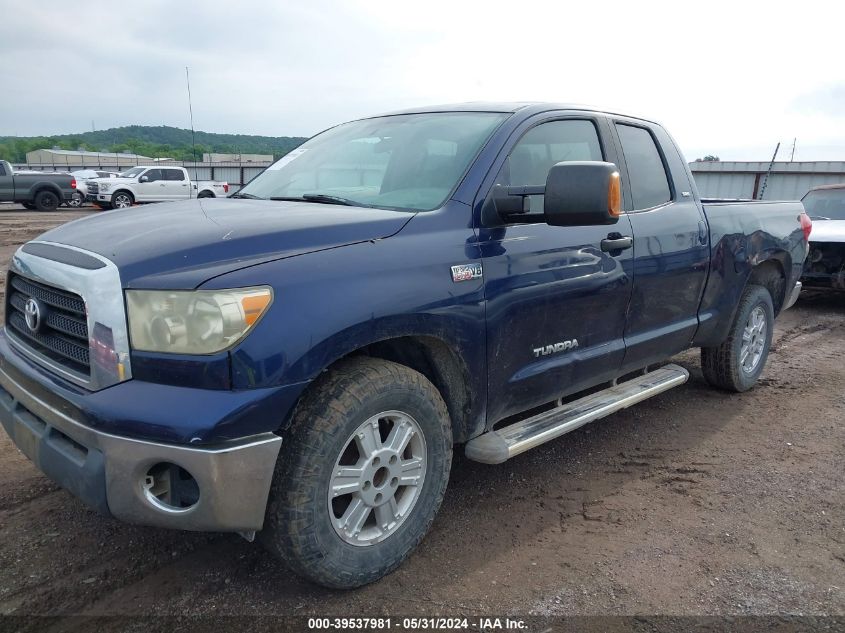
[1,0,843,161]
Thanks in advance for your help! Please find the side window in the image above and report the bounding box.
[497,120,603,212]
[615,124,671,210]
[143,169,162,182]
[0,163,6,176]
[165,169,185,181]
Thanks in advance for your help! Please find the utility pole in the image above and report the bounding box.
[758,142,780,200]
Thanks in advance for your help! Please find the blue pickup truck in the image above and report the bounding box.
[0,104,810,588]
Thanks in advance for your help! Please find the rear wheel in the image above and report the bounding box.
[111,191,133,209]
[33,190,59,212]
[197,191,213,199]
[701,284,774,392]
[261,357,452,588]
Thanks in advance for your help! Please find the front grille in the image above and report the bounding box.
[86,181,99,195]
[6,273,90,377]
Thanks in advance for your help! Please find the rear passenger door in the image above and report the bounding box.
[611,119,710,372]
[163,169,190,199]
[480,114,635,424]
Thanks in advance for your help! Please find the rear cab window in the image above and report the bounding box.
[615,123,672,210]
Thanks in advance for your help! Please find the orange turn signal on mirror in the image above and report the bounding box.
[608,171,622,217]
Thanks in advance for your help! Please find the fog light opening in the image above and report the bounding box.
[143,462,200,512]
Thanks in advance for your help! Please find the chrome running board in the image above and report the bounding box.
[465,364,689,464]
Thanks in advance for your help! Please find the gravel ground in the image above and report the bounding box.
[0,206,842,625]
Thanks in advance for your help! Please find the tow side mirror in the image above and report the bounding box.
[486,161,622,227]
[139,175,149,183]
[544,161,621,227]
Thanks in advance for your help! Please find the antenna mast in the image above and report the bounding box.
[758,142,780,200]
[185,66,198,180]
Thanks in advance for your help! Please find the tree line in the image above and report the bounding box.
[0,125,308,163]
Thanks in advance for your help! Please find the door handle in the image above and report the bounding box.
[160,183,166,187]
[600,234,633,253]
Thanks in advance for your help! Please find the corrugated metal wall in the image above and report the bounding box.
[690,161,845,200]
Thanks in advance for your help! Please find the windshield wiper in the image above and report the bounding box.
[229,192,263,199]
[269,193,364,207]
[809,215,831,221]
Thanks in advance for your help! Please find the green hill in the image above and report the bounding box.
[0,125,309,163]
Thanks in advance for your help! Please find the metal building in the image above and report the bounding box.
[25,149,153,169]
[690,161,845,201]
[202,153,273,163]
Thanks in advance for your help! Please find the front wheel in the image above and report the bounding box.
[111,191,134,209]
[701,284,775,392]
[260,357,452,588]
[67,191,84,208]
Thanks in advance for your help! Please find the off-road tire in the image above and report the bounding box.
[260,357,452,589]
[33,190,59,212]
[197,191,213,198]
[701,284,774,392]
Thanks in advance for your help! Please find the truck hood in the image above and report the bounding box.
[808,219,845,243]
[36,198,414,288]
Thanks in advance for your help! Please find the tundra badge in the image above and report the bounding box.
[451,263,483,283]
[533,339,579,357]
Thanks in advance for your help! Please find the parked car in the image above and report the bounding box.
[0,103,810,589]
[0,160,76,211]
[800,183,845,290]
[66,169,121,208]
[87,166,228,209]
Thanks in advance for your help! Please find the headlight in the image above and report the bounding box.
[126,287,273,354]
[99,182,111,192]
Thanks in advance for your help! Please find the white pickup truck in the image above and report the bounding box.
[87,166,229,209]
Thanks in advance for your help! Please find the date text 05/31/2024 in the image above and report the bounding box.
[307,617,527,630]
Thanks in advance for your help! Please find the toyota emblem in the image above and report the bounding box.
[24,298,41,333]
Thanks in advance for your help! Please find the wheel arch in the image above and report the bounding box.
[282,334,478,445]
[30,183,62,202]
[747,256,787,315]
[111,188,135,203]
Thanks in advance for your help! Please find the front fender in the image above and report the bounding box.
[199,203,484,389]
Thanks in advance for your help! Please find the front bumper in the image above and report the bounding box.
[0,352,283,533]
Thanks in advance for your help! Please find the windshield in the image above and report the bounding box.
[239,112,508,211]
[119,167,144,178]
[802,188,845,220]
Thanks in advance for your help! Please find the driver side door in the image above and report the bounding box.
[479,115,635,424]
[134,169,163,201]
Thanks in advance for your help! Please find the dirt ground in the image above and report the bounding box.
[0,205,842,623]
